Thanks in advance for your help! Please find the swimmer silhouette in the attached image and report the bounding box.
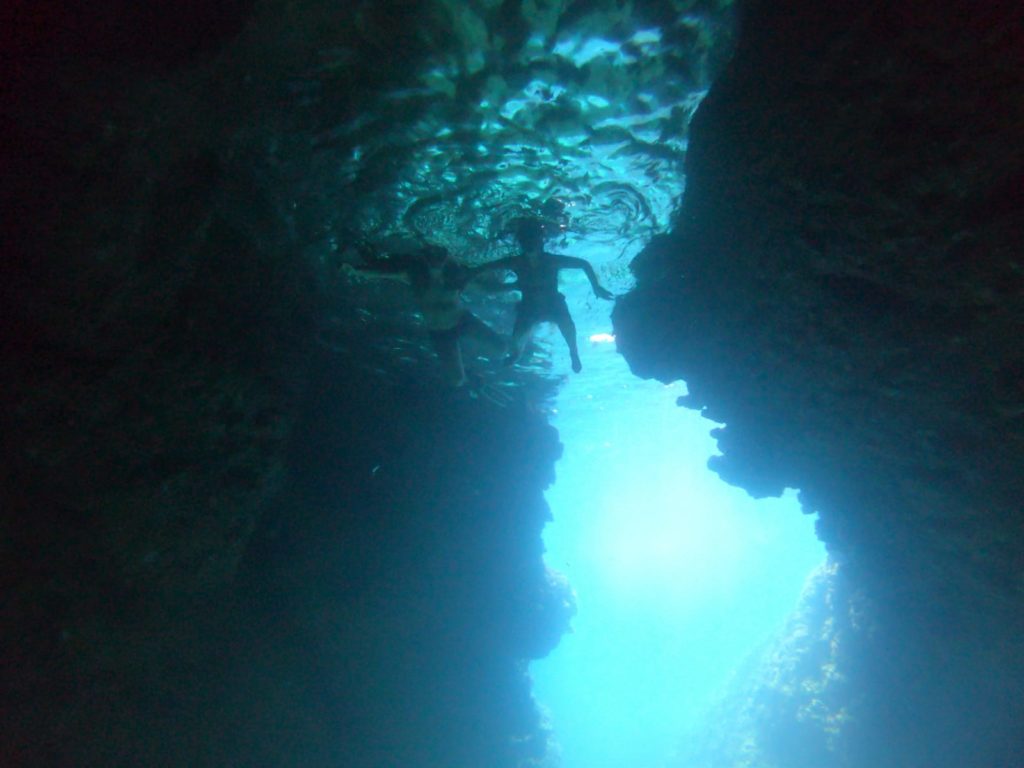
[472,218,613,372]
[353,244,507,387]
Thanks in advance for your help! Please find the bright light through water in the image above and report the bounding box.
[320,6,822,761]
[530,318,826,768]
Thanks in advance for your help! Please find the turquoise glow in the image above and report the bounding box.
[532,344,825,768]
[310,7,810,759]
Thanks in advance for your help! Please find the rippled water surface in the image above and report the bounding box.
[294,2,733,285]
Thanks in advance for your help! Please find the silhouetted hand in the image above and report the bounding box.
[595,286,615,300]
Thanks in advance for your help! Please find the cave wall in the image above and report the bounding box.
[615,0,1024,765]
[1,2,570,765]
[224,358,567,768]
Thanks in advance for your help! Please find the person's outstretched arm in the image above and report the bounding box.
[464,256,521,290]
[468,256,519,276]
[348,250,418,284]
[470,273,521,292]
[556,255,614,299]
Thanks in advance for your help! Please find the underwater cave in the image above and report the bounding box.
[3,1,1023,767]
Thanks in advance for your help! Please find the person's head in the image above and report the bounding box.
[513,218,546,254]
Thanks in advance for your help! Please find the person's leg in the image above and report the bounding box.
[460,312,507,358]
[505,308,533,367]
[430,328,466,386]
[552,297,582,372]
[556,315,582,372]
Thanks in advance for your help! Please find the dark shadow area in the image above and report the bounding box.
[225,354,568,767]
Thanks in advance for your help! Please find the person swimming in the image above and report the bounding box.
[353,243,507,387]
[470,218,613,373]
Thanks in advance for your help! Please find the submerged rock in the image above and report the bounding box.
[1,2,574,764]
[617,0,1024,764]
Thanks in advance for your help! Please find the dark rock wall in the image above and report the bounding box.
[617,0,1024,765]
[226,360,566,768]
[2,2,569,765]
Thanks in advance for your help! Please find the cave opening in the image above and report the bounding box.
[528,322,825,768]
[288,3,835,761]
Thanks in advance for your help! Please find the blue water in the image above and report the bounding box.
[304,5,820,757]
[531,337,825,768]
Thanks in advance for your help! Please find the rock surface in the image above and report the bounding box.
[616,0,1024,764]
[2,2,570,765]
